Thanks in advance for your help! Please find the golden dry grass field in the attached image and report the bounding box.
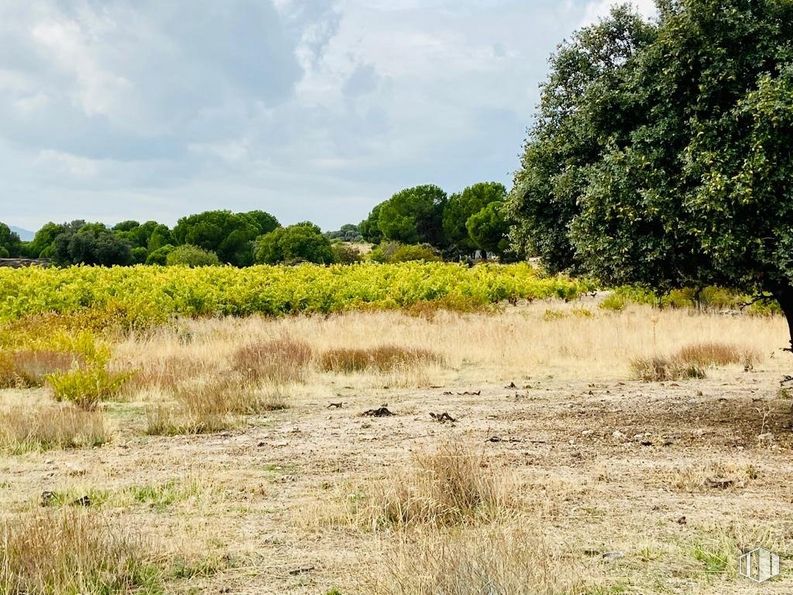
[2,302,793,594]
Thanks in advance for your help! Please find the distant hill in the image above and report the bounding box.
[9,226,34,241]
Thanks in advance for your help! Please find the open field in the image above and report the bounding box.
[2,302,792,593]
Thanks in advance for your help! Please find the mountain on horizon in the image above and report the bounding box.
[9,226,34,241]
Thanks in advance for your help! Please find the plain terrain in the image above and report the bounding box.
[1,302,792,594]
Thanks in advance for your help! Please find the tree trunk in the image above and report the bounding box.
[771,284,793,353]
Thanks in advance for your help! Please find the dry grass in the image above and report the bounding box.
[121,353,213,393]
[0,350,79,389]
[353,442,511,529]
[145,376,288,435]
[630,356,706,381]
[0,510,160,594]
[232,337,312,384]
[320,345,440,374]
[675,342,761,369]
[364,524,592,595]
[632,341,763,381]
[113,303,786,385]
[0,405,109,453]
[7,304,782,592]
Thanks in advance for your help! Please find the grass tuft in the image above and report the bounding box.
[0,405,110,453]
[674,342,761,369]
[358,442,510,529]
[145,376,288,435]
[630,356,706,382]
[232,337,312,385]
[320,345,440,374]
[365,524,592,595]
[632,342,762,381]
[0,510,162,594]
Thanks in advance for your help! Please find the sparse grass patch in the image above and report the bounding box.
[39,487,112,508]
[0,405,110,453]
[630,356,706,382]
[169,554,230,580]
[632,341,762,381]
[145,376,287,435]
[362,524,594,595]
[0,350,80,388]
[122,354,214,393]
[0,510,162,594]
[144,402,232,436]
[355,442,511,529]
[232,337,312,384]
[674,342,761,369]
[320,345,441,374]
[127,479,204,511]
[47,367,133,409]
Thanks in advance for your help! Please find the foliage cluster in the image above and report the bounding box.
[360,182,512,258]
[508,0,793,343]
[0,263,590,328]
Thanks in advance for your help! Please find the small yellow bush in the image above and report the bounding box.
[47,368,132,410]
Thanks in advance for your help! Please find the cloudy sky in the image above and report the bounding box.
[0,0,655,232]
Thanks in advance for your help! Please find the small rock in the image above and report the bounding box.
[71,495,92,507]
[677,516,687,525]
[705,477,734,489]
[288,565,315,576]
[612,430,626,440]
[361,407,394,417]
[601,551,624,561]
[581,430,594,437]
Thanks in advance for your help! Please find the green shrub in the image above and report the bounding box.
[47,368,132,409]
[166,244,220,267]
[145,244,174,265]
[331,243,363,264]
[369,242,441,263]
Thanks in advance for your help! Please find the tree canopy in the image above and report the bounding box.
[377,185,447,246]
[254,222,335,265]
[172,210,279,266]
[443,182,507,253]
[467,201,511,258]
[507,0,793,345]
[0,223,21,258]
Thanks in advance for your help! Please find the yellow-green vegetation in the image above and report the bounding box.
[47,367,132,410]
[600,285,781,314]
[0,263,591,327]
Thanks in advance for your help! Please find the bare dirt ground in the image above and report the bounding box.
[2,305,792,594]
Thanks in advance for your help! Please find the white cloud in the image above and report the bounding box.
[580,0,657,26]
[0,0,647,231]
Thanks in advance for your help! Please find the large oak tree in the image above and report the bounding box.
[508,0,793,348]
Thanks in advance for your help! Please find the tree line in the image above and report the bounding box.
[0,181,510,267]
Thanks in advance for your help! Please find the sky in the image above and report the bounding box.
[0,0,655,232]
